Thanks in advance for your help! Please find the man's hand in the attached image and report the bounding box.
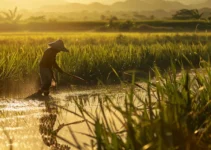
[51,80,57,87]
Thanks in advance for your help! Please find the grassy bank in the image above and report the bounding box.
[0,32,211,94]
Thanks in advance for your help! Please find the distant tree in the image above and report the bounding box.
[105,11,111,15]
[109,16,118,27]
[84,16,88,21]
[101,15,106,21]
[119,20,134,31]
[122,13,128,18]
[48,18,58,23]
[27,16,46,22]
[133,11,138,16]
[172,9,203,20]
[150,15,155,20]
[1,7,22,23]
[133,12,148,20]
[110,16,118,21]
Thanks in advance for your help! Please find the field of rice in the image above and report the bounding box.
[0,32,211,96]
[1,32,211,150]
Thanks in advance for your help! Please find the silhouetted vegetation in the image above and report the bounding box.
[0,7,22,23]
[70,61,211,149]
[0,20,211,32]
[173,9,203,20]
[26,16,46,22]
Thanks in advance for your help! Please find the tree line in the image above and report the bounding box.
[172,9,211,20]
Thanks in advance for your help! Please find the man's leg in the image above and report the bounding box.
[40,68,53,96]
[42,83,51,96]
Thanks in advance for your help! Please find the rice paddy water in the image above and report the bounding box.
[0,85,146,150]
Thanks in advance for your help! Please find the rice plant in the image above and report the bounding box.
[0,32,211,95]
[64,60,211,150]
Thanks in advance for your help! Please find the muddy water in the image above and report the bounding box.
[0,85,146,150]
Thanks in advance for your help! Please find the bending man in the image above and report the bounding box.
[38,39,69,96]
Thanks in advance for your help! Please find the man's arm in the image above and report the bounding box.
[53,59,63,73]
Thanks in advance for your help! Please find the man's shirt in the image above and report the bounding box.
[39,48,63,73]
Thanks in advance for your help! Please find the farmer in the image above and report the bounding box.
[37,39,69,96]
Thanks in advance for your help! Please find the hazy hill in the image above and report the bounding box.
[1,0,211,21]
[191,0,211,9]
[110,0,152,11]
[33,0,211,20]
[146,0,187,11]
[39,2,108,12]
[39,0,188,12]
[2,0,211,12]
[110,0,184,11]
[1,0,211,12]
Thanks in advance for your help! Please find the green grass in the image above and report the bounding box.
[0,32,211,94]
[61,61,211,149]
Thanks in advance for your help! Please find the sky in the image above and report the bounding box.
[1,0,208,5]
[66,0,207,5]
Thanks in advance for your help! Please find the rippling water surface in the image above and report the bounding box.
[0,85,146,150]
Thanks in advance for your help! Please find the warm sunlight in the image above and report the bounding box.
[1,0,211,150]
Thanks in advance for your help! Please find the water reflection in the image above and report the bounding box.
[0,86,142,150]
[39,98,70,150]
